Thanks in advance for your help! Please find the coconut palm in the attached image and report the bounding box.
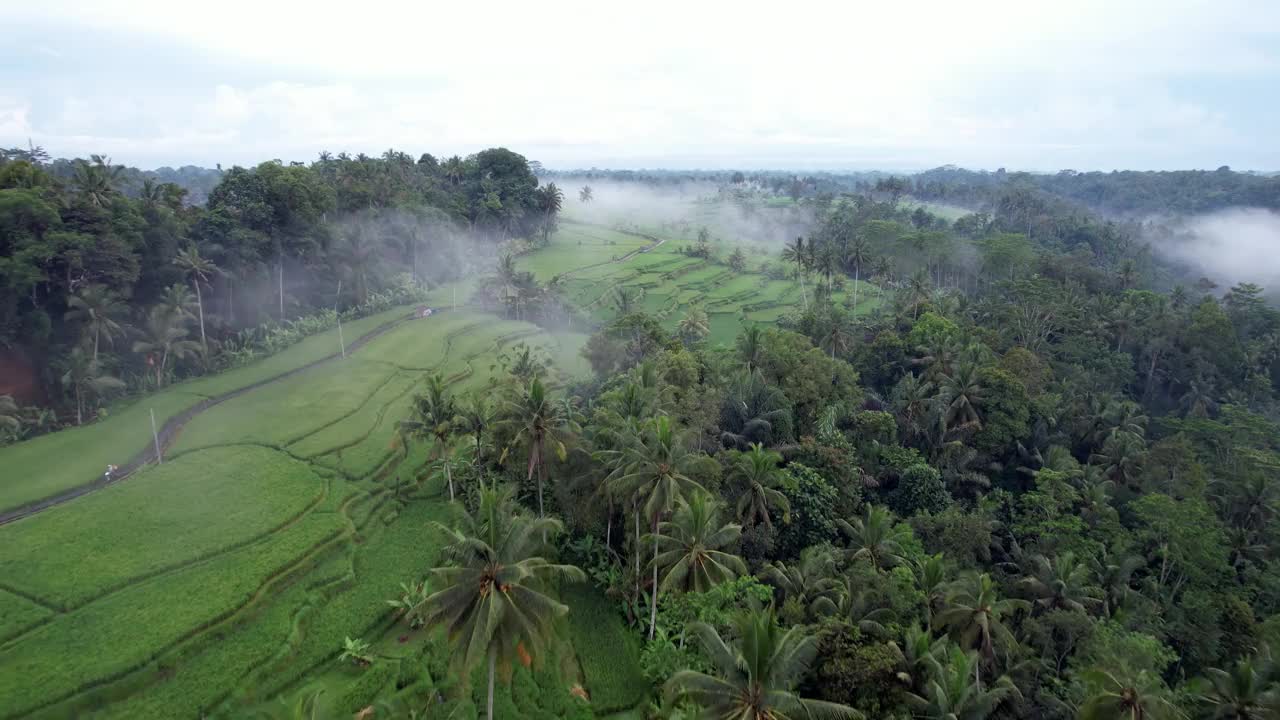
[837,505,910,571]
[1193,649,1278,720]
[401,374,460,500]
[914,553,951,629]
[678,304,710,344]
[608,415,712,639]
[173,244,223,356]
[60,346,125,425]
[938,362,984,436]
[1091,433,1146,489]
[737,324,765,371]
[132,304,200,387]
[416,484,585,720]
[579,185,593,203]
[832,575,894,639]
[906,645,1020,720]
[781,236,810,309]
[844,236,871,311]
[71,155,122,207]
[719,371,794,450]
[649,490,747,595]
[664,606,862,720]
[612,286,638,316]
[498,376,580,521]
[158,283,198,323]
[65,284,128,361]
[1017,552,1103,614]
[454,392,495,470]
[333,225,380,305]
[1078,668,1184,720]
[539,183,564,244]
[759,547,841,621]
[936,573,1030,678]
[0,395,20,433]
[728,443,791,529]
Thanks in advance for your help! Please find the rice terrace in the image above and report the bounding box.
[0,180,889,719]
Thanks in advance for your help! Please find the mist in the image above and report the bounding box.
[1151,208,1280,291]
[555,177,817,249]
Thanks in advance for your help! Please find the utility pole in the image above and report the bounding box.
[150,408,162,464]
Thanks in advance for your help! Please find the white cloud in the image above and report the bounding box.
[4,0,1279,169]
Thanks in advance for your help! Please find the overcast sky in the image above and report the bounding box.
[4,0,1279,172]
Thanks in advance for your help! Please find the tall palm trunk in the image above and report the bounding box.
[649,514,660,640]
[75,385,83,426]
[445,455,454,501]
[634,505,641,598]
[193,280,207,357]
[853,265,860,311]
[487,646,496,720]
[93,326,100,363]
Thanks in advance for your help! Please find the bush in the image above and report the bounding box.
[336,660,397,714]
[777,463,839,559]
[891,464,950,516]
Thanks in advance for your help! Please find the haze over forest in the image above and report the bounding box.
[5,3,1280,720]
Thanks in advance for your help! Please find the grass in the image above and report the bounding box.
[562,583,647,714]
[0,305,414,516]
[0,446,324,610]
[170,358,397,453]
[0,514,344,719]
[0,589,51,644]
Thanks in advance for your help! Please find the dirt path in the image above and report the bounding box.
[0,310,427,527]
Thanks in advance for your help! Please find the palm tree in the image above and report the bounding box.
[173,244,223,356]
[132,305,200,388]
[906,269,932,319]
[401,374,460,500]
[1193,649,1277,720]
[820,311,856,359]
[914,553,951,629]
[0,395,20,434]
[906,645,1020,720]
[333,225,380,305]
[837,505,910,571]
[781,237,810,309]
[416,484,585,720]
[539,183,564,244]
[760,547,841,622]
[579,185,593,203]
[678,304,710,344]
[719,371,794,450]
[1017,552,1103,614]
[608,415,711,639]
[832,575,894,639]
[61,346,126,425]
[455,393,494,470]
[65,284,128,362]
[936,573,1030,680]
[1091,433,1146,489]
[498,376,580,521]
[1078,668,1183,720]
[845,236,871,311]
[728,443,791,529]
[71,155,122,207]
[158,283,198,323]
[664,606,862,720]
[737,324,765,371]
[612,286,638,316]
[650,490,747,595]
[938,362,984,436]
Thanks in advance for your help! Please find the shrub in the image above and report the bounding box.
[891,464,950,516]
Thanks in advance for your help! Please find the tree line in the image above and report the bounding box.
[364,187,1280,718]
[0,146,566,442]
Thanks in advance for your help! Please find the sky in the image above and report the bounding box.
[4,0,1279,172]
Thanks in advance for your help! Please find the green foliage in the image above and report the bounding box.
[891,464,950,516]
[776,463,840,558]
[335,659,396,714]
[562,583,648,713]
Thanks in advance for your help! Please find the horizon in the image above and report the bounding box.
[5,0,1279,172]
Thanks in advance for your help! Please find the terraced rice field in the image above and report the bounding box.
[522,219,883,346]
[0,300,599,719]
[0,216,879,718]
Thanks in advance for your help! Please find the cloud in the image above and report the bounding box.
[3,0,1279,170]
